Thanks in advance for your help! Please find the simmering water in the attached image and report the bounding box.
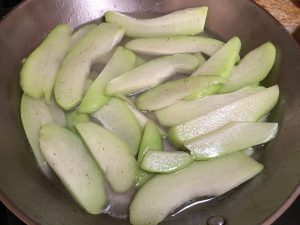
[40,13,264,219]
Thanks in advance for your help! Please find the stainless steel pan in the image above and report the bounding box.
[0,0,300,224]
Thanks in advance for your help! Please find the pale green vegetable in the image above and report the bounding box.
[191,36,241,78]
[18,7,281,222]
[126,102,167,137]
[192,53,214,93]
[137,121,163,164]
[141,150,193,173]
[155,86,264,127]
[106,54,200,95]
[251,82,260,86]
[69,23,97,49]
[105,7,208,37]
[76,122,137,193]
[136,121,163,186]
[79,47,136,113]
[193,53,207,65]
[126,36,223,56]
[135,56,147,66]
[92,98,142,155]
[236,54,241,64]
[126,102,149,128]
[66,110,90,132]
[117,96,166,135]
[136,76,224,111]
[185,121,278,160]
[183,83,223,100]
[130,152,263,225]
[20,24,72,101]
[84,78,94,92]
[220,42,276,93]
[21,95,66,178]
[54,23,124,110]
[169,85,279,146]
[135,168,154,187]
[39,124,106,214]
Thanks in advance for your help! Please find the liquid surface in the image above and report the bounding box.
[43,14,264,219]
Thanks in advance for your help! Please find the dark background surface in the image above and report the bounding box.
[0,0,299,224]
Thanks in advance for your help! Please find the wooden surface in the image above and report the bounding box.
[255,0,300,43]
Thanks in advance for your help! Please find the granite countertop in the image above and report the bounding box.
[255,0,300,43]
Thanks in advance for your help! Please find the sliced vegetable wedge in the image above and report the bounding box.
[126,36,223,56]
[76,122,137,193]
[79,47,136,113]
[183,83,223,100]
[136,121,163,186]
[66,110,90,132]
[20,24,72,101]
[21,95,66,177]
[106,54,199,95]
[137,121,163,164]
[136,76,224,111]
[126,102,167,137]
[54,23,124,110]
[92,98,142,155]
[155,86,264,127]
[141,150,193,173]
[126,103,149,128]
[135,55,147,66]
[85,78,94,92]
[191,36,241,78]
[193,53,207,65]
[130,152,263,225]
[105,7,208,37]
[135,168,154,187]
[220,42,276,93]
[69,23,97,49]
[169,85,279,145]
[39,124,106,214]
[185,121,278,160]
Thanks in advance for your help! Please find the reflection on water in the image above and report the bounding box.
[103,183,137,219]
[171,196,215,217]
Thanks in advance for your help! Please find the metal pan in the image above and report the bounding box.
[0,0,300,224]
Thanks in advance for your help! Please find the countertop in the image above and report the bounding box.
[255,0,300,43]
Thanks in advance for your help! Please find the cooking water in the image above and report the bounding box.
[46,15,264,219]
